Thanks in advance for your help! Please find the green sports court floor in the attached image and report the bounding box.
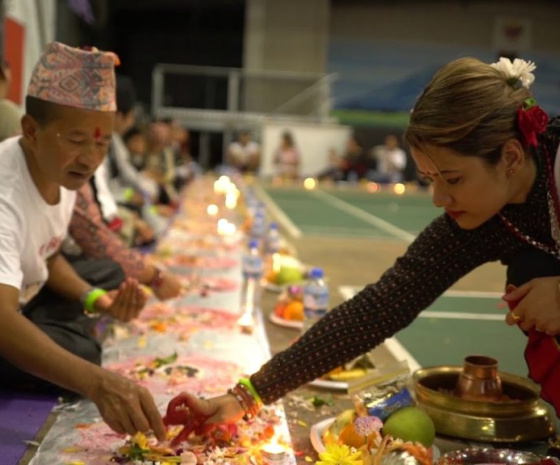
[259,183,530,378]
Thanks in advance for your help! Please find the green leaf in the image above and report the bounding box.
[154,352,178,368]
[311,395,333,407]
[128,443,149,460]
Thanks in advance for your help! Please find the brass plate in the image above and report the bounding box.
[413,366,556,442]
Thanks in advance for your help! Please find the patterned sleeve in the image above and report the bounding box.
[251,213,516,404]
[68,184,145,279]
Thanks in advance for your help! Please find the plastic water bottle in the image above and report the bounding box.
[302,268,330,334]
[263,222,280,275]
[250,210,267,245]
[241,239,263,314]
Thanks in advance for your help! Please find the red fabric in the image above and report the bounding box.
[507,298,560,416]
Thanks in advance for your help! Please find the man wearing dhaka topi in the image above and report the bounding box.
[0,42,165,440]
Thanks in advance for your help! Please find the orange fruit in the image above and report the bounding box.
[274,303,286,317]
[339,423,367,449]
[283,301,304,321]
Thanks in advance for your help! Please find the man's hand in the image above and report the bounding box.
[502,277,560,335]
[88,369,166,441]
[153,273,183,301]
[95,278,146,322]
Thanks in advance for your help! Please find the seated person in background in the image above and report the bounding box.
[368,134,408,183]
[103,76,169,235]
[124,126,148,170]
[104,75,159,211]
[170,121,199,189]
[317,148,344,182]
[0,60,22,142]
[273,131,300,180]
[341,135,368,181]
[68,182,182,300]
[0,42,165,440]
[144,120,180,208]
[226,131,260,173]
[91,163,156,247]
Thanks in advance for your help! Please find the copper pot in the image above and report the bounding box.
[453,355,503,401]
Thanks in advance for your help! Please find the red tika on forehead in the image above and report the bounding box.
[94,127,102,141]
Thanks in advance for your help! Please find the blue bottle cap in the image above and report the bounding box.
[269,222,278,229]
[249,239,259,249]
[310,267,324,279]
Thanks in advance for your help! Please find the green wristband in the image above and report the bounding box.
[83,288,108,315]
[238,377,262,405]
[124,187,134,202]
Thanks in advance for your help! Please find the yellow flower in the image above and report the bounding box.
[317,444,363,465]
[131,432,149,449]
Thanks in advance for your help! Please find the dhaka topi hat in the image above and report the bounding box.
[27,41,120,112]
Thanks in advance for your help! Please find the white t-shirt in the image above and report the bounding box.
[376,147,407,175]
[228,141,260,165]
[0,137,76,304]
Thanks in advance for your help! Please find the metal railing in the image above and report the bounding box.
[151,63,337,131]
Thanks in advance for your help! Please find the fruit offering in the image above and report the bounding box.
[322,406,435,465]
[265,255,306,286]
[274,285,304,321]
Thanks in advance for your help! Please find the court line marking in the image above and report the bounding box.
[254,185,302,239]
[312,189,416,243]
[338,286,421,372]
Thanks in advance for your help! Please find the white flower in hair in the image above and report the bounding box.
[490,57,536,89]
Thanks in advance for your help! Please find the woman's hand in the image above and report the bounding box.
[95,278,147,322]
[502,277,560,335]
[163,392,245,445]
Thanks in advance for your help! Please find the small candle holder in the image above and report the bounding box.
[260,442,286,465]
[237,311,255,334]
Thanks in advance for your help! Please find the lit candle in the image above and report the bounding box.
[207,204,219,216]
[237,311,254,334]
[260,441,286,465]
[225,192,238,209]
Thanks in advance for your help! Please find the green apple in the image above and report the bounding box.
[382,406,436,447]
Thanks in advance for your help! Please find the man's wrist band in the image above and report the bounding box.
[80,287,107,316]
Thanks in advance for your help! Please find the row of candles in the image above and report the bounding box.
[213,176,290,463]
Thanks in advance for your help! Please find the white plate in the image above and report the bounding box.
[310,417,440,462]
[310,417,335,453]
[308,378,348,390]
[269,312,303,329]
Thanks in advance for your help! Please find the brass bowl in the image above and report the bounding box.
[437,448,544,465]
[413,366,556,442]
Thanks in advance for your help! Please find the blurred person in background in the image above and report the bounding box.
[340,134,368,182]
[273,130,300,181]
[317,147,344,182]
[124,126,149,170]
[368,134,408,183]
[226,130,260,173]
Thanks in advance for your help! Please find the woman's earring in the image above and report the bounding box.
[507,169,514,176]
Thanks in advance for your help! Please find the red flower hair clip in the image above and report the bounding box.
[517,97,549,148]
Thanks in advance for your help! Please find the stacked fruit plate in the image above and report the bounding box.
[310,406,440,465]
